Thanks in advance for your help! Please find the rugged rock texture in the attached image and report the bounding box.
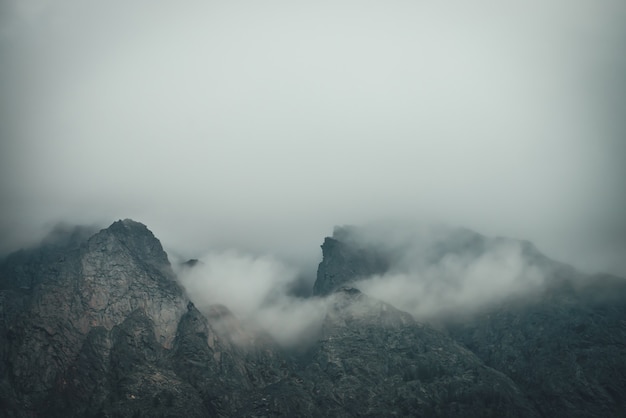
[0,220,299,417]
[446,274,626,417]
[300,288,538,417]
[313,236,389,296]
[0,220,189,416]
[171,302,294,417]
[1,220,625,417]
[313,225,626,417]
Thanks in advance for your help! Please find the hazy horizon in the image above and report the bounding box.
[2,0,625,278]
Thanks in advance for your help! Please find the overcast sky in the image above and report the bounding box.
[1,0,625,277]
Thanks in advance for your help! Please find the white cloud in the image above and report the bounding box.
[176,251,326,347]
[356,239,546,319]
[177,251,295,317]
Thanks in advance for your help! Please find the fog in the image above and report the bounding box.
[346,223,550,320]
[175,251,328,347]
[1,0,626,280]
[175,223,553,346]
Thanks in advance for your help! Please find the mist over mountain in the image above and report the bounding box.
[1,0,626,279]
[2,218,624,416]
[2,2,626,415]
[315,223,572,320]
[172,221,559,346]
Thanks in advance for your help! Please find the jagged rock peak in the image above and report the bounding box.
[313,233,390,297]
[107,218,153,237]
[96,219,173,274]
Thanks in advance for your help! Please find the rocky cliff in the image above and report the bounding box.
[1,220,625,417]
[313,236,389,296]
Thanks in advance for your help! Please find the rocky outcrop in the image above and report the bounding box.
[171,302,293,416]
[79,219,187,347]
[313,235,390,296]
[0,219,190,415]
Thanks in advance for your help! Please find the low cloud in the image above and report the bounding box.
[355,238,546,320]
[176,251,295,317]
[175,222,556,345]
[176,251,326,348]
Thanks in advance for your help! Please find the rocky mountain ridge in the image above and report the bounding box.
[1,220,624,417]
[314,225,626,416]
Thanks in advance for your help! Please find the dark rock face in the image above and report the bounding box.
[1,220,625,417]
[446,274,626,417]
[0,219,189,416]
[301,288,538,417]
[313,236,390,296]
[0,220,295,417]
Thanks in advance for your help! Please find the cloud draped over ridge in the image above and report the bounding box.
[327,222,553,319]
[355,240,547,320]
[175,222,559,345]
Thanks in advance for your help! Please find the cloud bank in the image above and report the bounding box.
[326,222,553,320]
[1,0,625,277]
[173,222,564,345]
[355,240,547,320]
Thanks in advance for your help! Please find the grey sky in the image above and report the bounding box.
[1,0,625,276]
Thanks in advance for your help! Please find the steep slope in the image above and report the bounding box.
[171,302,296,416]
[0,220,189,415]
[446,274,626,417]
[314,224,626,417]
[300,287,538,417]
[0,220,290,417]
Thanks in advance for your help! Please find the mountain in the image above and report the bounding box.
[1,220,624,417]
[0,220,285,417]
[314,224,626,417]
